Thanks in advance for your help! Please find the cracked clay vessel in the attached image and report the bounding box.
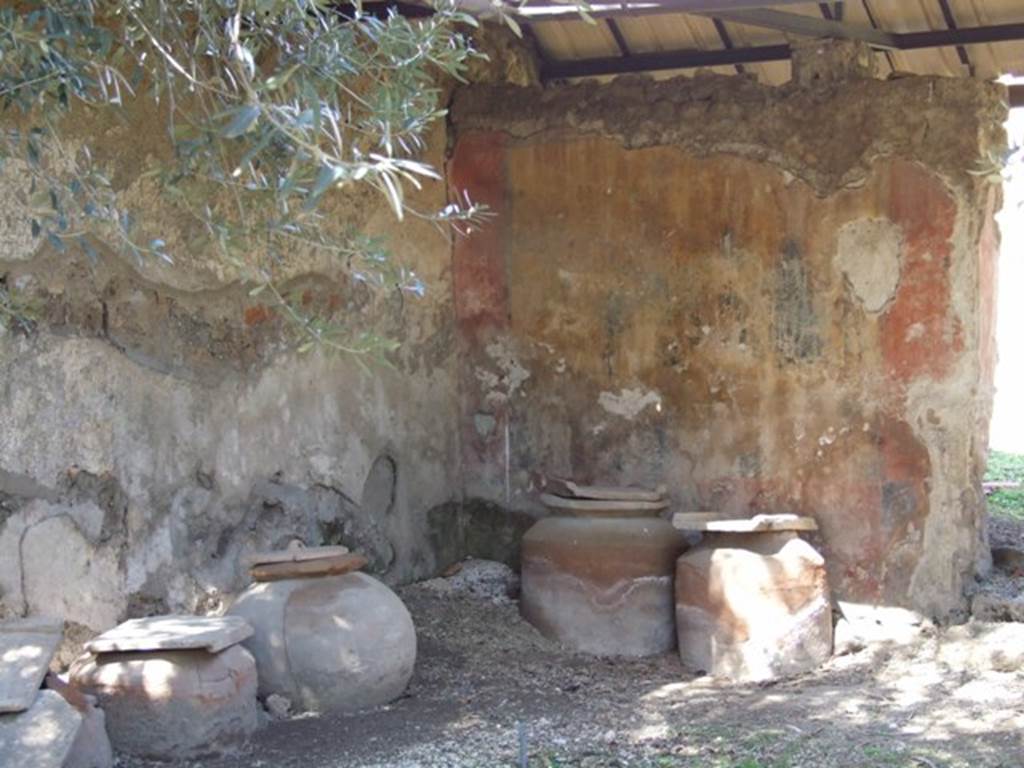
[520,498,685,656]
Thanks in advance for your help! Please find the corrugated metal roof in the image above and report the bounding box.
[526,0,1024,85]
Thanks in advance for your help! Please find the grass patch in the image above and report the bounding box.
[986,450,1024,483]
[985,450,1024,520]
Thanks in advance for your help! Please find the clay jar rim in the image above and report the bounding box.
[539,494,669,518]
[542,508,668,518]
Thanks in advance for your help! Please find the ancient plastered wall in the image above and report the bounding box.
[0,113,463,647]
[449,67,1006,616]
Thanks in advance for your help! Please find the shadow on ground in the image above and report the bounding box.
[126,588,1023,768]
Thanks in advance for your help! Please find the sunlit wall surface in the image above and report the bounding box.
[991,102,1024,452]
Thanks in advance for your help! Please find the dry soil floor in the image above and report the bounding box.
[123,586,1024,768]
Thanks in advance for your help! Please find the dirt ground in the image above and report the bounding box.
[121,583,1024,768]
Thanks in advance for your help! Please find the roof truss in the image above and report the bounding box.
[356,0,1024,101]
[538,21,1024,84]
[694,8,897,49]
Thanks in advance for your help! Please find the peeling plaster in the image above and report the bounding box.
[835,218,903,313]
[598,388,663,420]
[476,337,531,405]
[450,71,1005,616]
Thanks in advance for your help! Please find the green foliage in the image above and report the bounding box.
[986,450,1024,520]
[985,450,1024,483]
[0,0,495,353]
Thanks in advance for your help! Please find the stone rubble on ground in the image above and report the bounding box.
[938,620,1024,673]
[833,601,931,654]
[265,693,292,720]
[416,559,521,604]
[966,539,1024,622]
[972,592,1024,622]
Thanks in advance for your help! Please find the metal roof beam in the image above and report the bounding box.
[598,0,831,11]
[897,23,1024,50]
[1010,84,1024,109]
[541,44,791,78]
[711,16,747,75]
[606,17,632,56]
[540,22,1024,79]
[699,8,897,49]
[514,0,833,22]
[935,0,973,74]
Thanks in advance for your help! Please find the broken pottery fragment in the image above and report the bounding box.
[521,492,684,657]
[675,533,832,681]
[229,571,416,713]
[44,673,113,768]
[84,615,252,654]
[0,616,63,713]
[533,474,668,503]
[243,541,350,569]
[0,689,83,768]
[70,643,260,760]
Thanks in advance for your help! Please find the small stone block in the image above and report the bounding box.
[672,512,817,532]
[0,689,83,768]
[0,617,63,713]
[85,615,252,655]
[250,553,368,582]
[540,494,669,515]
[243,543,351,569]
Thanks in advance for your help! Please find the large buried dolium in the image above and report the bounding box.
[520,481,685,657]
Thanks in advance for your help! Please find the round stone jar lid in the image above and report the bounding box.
[85,615,253,654]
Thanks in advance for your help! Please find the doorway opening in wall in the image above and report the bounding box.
[986,78,1024,555]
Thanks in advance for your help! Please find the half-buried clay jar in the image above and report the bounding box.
[675,531,833,682]
[69,644,260,760]
[228,572,416,714]
[521,501,685,657]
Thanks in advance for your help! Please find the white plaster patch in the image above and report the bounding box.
[905,322,926,342]
[22,516,123,631]
[835,218,904,313]
[477,337,531,404]
[598,387,662,420]
[125,521,174,594]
